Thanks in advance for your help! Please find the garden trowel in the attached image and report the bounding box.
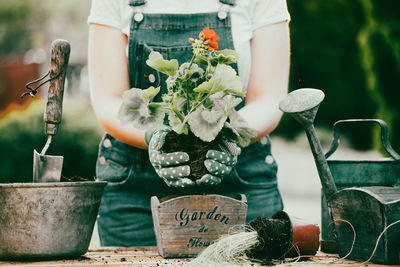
[33,39,70,183]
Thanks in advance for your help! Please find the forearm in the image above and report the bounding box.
[238,95,284,142]
[88,23,147,149]
[91,95,147,149]
[239,21,290,142]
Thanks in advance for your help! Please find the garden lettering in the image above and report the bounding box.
[175,206,230,226]
[174,206,230,248]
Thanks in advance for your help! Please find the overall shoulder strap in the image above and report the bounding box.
[129,0,146,7]
[131,0,235,7]
[219,0,236,6]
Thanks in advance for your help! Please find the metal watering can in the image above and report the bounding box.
[279,88,400,265]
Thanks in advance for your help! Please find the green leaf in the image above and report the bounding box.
[168,109,189,135]
[147,103,164,115]
[220,49,239,59]
[209,64,244,95]
[212,49,238,65]
[174,97,187,112]
[118,88,165,130]
[194,55,210,66]
[193,79,215,94]
[146,51,178,76]
[223,76,244,96]
[186,68,204,81]
[118,88,145,124]
[136,102,165,130]
[225,110,258,147]
[188,104,227,142]
[212,94,242,114]
[141,86,160,102]
[168,96,187,118]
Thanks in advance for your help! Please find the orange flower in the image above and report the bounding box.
[199,27,219,51]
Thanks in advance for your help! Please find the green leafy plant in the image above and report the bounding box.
[118,27,257,147]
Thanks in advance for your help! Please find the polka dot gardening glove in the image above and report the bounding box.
[145,126,195,188]
[197,138,241,186]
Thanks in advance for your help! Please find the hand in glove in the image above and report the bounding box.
[145,126,195,188]
[196,138,241,186]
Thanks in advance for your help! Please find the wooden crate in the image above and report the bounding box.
[151,194,247,258]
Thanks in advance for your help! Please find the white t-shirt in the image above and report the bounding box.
[88,0,290,89]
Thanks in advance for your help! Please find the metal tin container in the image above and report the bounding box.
[328,186,400,264]
[0,181,106,260]
[321,119,400,253]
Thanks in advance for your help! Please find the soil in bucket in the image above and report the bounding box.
[61,176,94,182]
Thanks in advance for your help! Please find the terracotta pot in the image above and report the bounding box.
[272,211,320,258]
[0,57,41,117]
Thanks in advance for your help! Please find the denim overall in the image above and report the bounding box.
[96,0,283,246]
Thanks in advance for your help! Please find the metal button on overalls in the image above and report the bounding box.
[134,13,144,23]
[103,138,112,148]
[218,11,227,20]
[265,155,274,164]
[148,74,156,83]
[99,156,107,165]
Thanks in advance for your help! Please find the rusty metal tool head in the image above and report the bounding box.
[33,39,70,183]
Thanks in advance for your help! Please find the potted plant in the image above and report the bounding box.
[118,27,257,181]
[184,211,320,266]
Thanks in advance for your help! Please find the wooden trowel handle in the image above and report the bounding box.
[44,39,70,136]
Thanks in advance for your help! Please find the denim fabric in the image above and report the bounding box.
[220,0,236,6]
[128,12,239,103]
[97,134,283,246]
[129,0,146,7]
[129,0,236,7]
[96,3,283,247]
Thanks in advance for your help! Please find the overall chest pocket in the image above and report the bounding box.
[96,135,135,185]
[229,139,278,188]
[132,42,193,101]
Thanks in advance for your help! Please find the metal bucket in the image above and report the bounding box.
[0,181,106,260]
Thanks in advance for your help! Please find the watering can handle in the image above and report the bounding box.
[325,119,400,160]
[44,39,70,136]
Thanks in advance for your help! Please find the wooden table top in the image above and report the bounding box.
[0,247,396,266]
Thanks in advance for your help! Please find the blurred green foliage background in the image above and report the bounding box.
[0,100,103,183]
[0,0,399,182]
[278,0,400,153]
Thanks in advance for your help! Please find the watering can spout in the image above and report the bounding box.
[279,88,337,199]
